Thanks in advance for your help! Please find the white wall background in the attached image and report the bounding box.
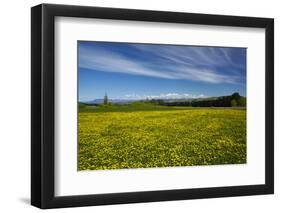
[0,0,279,212]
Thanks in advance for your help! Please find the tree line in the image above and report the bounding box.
[149,92,246,107]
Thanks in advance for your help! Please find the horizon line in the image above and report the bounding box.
[79,92,246,102]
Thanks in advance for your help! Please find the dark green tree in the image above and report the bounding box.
[238,97,246,107]
[231,92,241,101]
[103,93,108,105]
[231,99,237,107]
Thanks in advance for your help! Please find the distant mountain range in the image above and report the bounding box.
[85,99,136,104]
[82,97,217,105]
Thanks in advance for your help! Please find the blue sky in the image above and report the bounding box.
[78,41,246,101]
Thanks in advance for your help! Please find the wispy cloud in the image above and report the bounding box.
[79,42,246,84]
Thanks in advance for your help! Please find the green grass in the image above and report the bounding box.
[79,102,193,113]
[78,106,246,171]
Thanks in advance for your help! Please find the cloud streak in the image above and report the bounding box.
[78,42,246,84]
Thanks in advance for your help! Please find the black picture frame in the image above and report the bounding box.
[31,3,274,209]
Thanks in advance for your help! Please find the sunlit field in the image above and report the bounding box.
[78,106,246,171]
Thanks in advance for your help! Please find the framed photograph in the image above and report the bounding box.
[31,4,274,209]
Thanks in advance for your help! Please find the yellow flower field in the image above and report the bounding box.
[78,108,246,170]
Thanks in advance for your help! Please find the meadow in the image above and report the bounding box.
[78,104,246,171]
